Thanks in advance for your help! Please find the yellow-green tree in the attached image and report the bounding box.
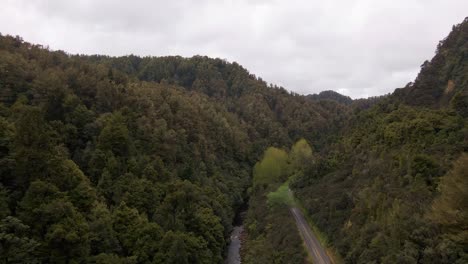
[289,138,313,172]
[253,147,289,187]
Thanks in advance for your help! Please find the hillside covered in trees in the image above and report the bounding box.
[0,17,467,264]
[0,31,349,263]
[290,18,468,263]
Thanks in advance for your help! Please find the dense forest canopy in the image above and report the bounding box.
[0,17,467,264]
[0,30,350,263]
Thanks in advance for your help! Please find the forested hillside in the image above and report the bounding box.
[0,33,348,263]
[0,16,467,264]
[394,17,468,109]
[292,18,468,263]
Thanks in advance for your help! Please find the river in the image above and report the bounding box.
[225,225,244,264]
[225,202,247,264]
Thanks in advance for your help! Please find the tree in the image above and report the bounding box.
[0,216,40,263]
[111,202,144,256]
[88,203,120,256]
[430,153,468,245]
[0,184,10,218]
[0,117,14,188]
[97,113,130,157]
[155,231,211,264]
[191,207,224,263]
[12,106,53,188]
[18,180,91,262]
[289,138,313,172]
[450,90,468,118]
[253,147,289,187]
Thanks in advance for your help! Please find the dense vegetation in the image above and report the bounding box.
[292,18,468,263]
[243,139,314,264]
[0,32,348,263]
[0,17,466,264]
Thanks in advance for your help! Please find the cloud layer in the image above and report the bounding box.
[1,0,467,98]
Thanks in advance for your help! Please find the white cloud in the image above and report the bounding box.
[1,0,467,98]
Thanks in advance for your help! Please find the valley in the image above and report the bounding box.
[0,16,467,264]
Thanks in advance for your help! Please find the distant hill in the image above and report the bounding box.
[307,90,353,105]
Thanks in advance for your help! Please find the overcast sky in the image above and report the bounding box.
[1,0,467,98]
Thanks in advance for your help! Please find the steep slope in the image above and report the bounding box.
[292,18,468,264]
[394,17,468,111]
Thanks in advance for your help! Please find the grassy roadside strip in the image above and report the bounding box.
[291,194,344,264]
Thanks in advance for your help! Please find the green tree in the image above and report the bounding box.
[97,113,130,157]
[0,216,40,263]
[289,138,313,172]
[88,203,120,256]
[450,90,468,118]
[12,106,53,188]
[18,180,91,262]
[0,184,10,218]
[155,231,211,264]
[430,153,468,245]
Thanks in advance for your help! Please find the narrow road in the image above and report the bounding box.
[289,190,332,264]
